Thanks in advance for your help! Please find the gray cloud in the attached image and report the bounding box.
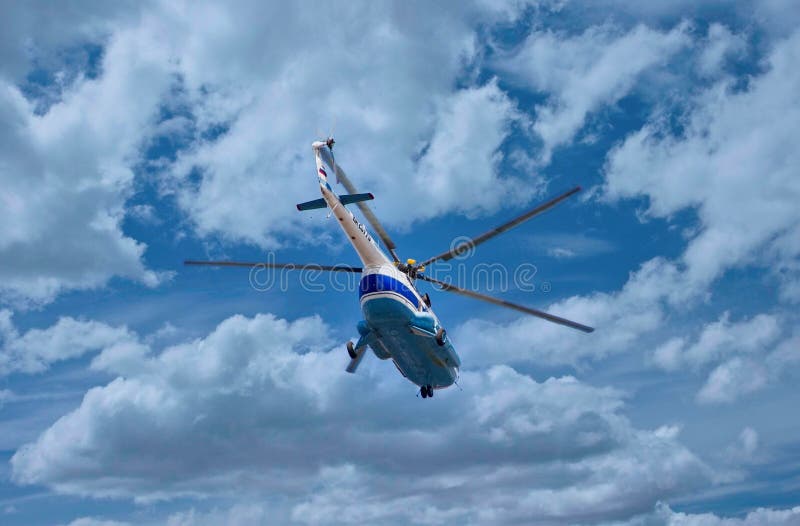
[153,500,800,526]
[616,501,800,525]
[0,1,144,82]
[648,312,796,405]
[12,312,707,524]
[652,312,781,371]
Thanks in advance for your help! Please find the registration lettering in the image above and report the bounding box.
[351,215,374,244]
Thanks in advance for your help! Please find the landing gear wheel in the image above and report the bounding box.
[427,385,434,398]
[420,386,428,398]
[346,341,357,360]
[435,328,446,346]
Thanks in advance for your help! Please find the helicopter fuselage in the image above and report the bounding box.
[313,142,460,392]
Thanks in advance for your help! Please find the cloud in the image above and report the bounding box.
[633,502,800,526]
[652,337,687,372]
[497,21,691,162]
[693,331,800,405]
[172,77,535,247]
[0,309,136,376]
[0,1,544,303]
[0,4,731,309]
[696,23,747,79]
[454,257,689,367]
[155,2,543,249]
[12,312,708,524]
[569,1,800,43]
[0,388,12,408]
[141,500,800,526]
[127,204,161,225]
[166,505,269,526]
[583,28,800,404]
[459,28,799,373]
[410,80,538,219]
[0,1,143,82]
[696,357,768,405]
[533,233,616,259]
[63,518,131,526]
[652,312,781,371]
[647,312,798,404]
[697,330,800,404]
[0,18,174,306]
[724,427,759,464]
[547,247,577,258]
[457,23,800,384]
[604,29,800,299]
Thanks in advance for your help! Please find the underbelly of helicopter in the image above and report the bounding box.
[360,293,459,389]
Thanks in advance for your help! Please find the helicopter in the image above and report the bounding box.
[185,138,593,399]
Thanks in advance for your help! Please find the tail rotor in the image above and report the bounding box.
[327,118,338,182]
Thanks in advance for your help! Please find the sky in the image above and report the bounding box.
[1,0,800,524]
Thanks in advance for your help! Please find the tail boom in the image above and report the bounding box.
[310,141,389,267]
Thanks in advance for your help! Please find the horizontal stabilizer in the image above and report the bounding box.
[296,193,374,212]
[339,192,374,206]
[296,198,327,211]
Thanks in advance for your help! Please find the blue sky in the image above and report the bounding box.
[2,1,800,524]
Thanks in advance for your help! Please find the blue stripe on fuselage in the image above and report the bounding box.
[359,274,419,308]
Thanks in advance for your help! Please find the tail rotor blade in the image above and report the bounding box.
[328,117,337,143]
[417,274,594,333]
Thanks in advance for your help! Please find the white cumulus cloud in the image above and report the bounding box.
[696,357,768,405]
[0,309,136,376]
[0,18,174,306]
[604,29,800,300]
[652,312,781,371]
[455,257,689,367]
[649,312,798,404]
[497,21,691,162]
[11,312,708,524]
[635,502,800,526]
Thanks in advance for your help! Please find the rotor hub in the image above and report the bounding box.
[397,258,425,278]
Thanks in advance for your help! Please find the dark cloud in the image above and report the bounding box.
[13,313,707,523]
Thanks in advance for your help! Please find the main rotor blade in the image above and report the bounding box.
[417,274,594,333]
[184,260,363,272]
[333,162,400,263]
[419,186,582,268]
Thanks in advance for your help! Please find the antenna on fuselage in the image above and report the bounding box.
[326,136,339,184]
[326,117,338,183]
